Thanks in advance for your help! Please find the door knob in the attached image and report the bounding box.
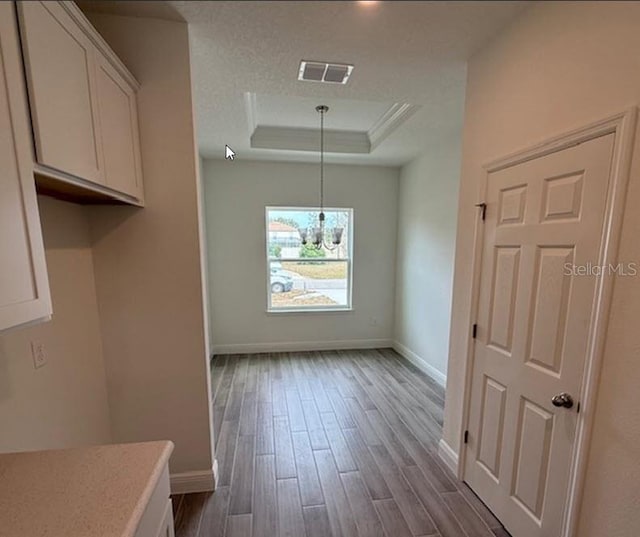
[551,392,574,409]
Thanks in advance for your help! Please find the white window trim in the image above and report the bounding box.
[265,206,354,313]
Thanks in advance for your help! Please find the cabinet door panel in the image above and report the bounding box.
[134,468,174,537]
[158,499,175,537]
[0,3,51,331]
[18,1,104,183]
[95,57,143,199]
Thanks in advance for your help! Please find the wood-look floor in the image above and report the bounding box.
[172,349,509,537]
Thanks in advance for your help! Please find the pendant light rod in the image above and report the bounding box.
[299,104,343,251]
[316,104,328,214]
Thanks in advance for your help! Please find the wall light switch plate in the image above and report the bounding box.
[31,341,47,369]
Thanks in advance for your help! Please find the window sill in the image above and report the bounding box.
[266,307,354,315]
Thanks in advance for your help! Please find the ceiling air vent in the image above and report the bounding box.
[298,60,354,84]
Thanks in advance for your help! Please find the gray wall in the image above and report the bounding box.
[394,139,461,384]
[203,159,399,352]
[0,197,112,453]
[88,13,214,476]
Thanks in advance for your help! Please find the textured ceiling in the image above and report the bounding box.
[171,0,529,166]
[82,1,530,166]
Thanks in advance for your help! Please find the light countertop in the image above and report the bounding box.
[0,440,174,537]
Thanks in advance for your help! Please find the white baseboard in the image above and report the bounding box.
[212,339,393,355]
[392,340,447,387]
[170,459,218,494]
[438,438,459,476]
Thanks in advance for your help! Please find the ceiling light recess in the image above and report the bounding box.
[298,60,354,85]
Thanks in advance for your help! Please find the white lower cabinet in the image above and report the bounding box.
[0,2,51,332]
[158,498,176,537]
[135,467,176,537]
[0,442,176,537]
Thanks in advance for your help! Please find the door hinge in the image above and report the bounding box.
[475,202,487,221]
[464,430,469,444]
[472,323,478,339]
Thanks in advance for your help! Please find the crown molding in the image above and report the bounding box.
[368,103,419,150]
[251,125,370,154]
[245,94,418,154]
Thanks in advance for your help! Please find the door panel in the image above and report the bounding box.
[511,398,553,522]
[541,173,583,222]
[464,134,615,537]
[526,246,574,375]
[478,376,507,478]
[498,185,527,225]
[488,246,520,353]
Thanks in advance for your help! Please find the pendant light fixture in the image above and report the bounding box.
[299,105,344,250]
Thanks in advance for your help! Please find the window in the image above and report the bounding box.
[266,207,353,312]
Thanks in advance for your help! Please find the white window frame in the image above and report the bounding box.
[265,206,354,313]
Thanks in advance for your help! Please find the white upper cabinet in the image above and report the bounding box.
[18,1,104,185]
[0,2,51,331]
[95,55,144,199]
[17,1,144,205]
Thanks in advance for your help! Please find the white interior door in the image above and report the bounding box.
[464,133,615,537]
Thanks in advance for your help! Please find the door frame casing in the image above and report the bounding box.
[456,107,638,537]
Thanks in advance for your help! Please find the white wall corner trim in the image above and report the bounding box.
[438,439,459,475]
[244,91,258,135]
[392,340,447,387]
[170,459,218,494]
[212,339,393,355]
